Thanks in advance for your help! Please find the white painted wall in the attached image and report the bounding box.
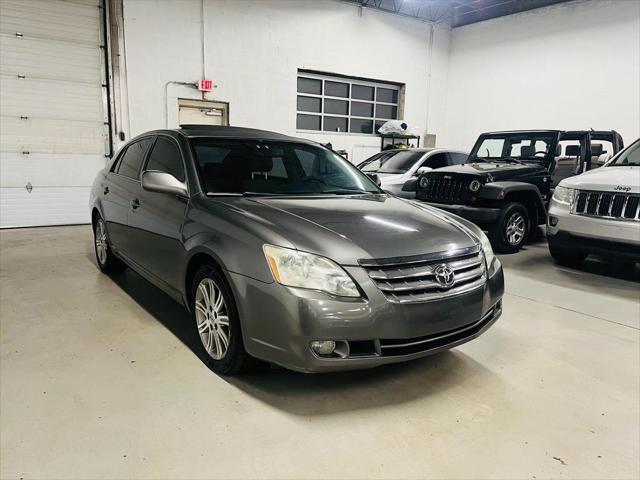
[122,0,450,164]
[443,0,640,151]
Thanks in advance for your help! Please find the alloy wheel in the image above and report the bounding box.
[195,277,231,360]
[505,212,526,245]
[95,219,108,265]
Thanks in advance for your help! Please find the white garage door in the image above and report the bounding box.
[0,0,108,228]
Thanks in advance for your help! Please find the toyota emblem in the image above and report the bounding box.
[418,176,429,189]
[434,264,455,288]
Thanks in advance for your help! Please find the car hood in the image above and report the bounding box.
[432,162,546,180]
[560,166,640,193]
[378,172,410,186]
[220,194,477,265]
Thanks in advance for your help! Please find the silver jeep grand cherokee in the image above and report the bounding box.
[90,126,504,374]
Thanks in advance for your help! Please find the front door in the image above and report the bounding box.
[127,136,189,290]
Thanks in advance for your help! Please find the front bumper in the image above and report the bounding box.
[228,258,504,373]
[425,202,500,226]
[547,200,640,260]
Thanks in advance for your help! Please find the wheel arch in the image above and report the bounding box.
[183,249,230,311]
[481,182,546,225]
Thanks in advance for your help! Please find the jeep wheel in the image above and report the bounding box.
[489,202,529,253]
[549,244,587,267]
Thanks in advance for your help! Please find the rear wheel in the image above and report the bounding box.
[93,216,125,273]
[489,202,529,253]
[191,265,251,375]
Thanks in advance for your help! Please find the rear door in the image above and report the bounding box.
[102,138,152,254]
[127,136,188,289]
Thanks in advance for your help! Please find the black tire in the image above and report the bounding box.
[190,265,251,375]
[489,202,529,254]
[549,244,587,267]
[93,215,126,274]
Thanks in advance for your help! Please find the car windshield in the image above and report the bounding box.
[360,150,425,174]
[191,139,381,195]
[607,139,640,166]
[469,133,556,163]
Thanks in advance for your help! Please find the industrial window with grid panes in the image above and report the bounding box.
[296,71,402,135]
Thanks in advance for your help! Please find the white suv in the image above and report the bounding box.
[547,138,640,265]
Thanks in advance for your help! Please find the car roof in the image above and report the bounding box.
[481,129,618,136]
[176,125,300,141]
[480,130,562,135]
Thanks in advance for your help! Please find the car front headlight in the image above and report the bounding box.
[263,245,360,297]
[476,230,495,268]
[552,185,575,206]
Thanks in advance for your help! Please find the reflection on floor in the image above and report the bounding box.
[1,225,638,479]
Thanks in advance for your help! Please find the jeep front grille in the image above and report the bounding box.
[359,245,486,304]
[573,190,640,221]
[417,173,475,204]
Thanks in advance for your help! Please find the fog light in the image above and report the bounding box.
[311,340,336,356]
[549,216,558,226]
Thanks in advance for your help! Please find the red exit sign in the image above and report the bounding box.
[198,79,214,92]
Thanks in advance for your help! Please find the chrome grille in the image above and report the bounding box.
[416,173,476,204]
[573,190,640,221]
[360,246,486,304]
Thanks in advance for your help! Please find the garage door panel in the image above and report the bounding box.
[0,186,91,227]
[0,118,105,155]
[0,35,102,84]
[0,77,104,121]
[0,0,105,228]
[0,153,105,188]
[0,0,100,46]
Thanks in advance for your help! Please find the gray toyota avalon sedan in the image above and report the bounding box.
[90,125,504,374]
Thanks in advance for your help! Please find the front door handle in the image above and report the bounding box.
[130,198,140,210]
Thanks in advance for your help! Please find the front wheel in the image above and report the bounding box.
[191,265,251,375]
[489,202,529,253]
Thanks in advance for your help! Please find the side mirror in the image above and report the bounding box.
[597,153,611,165]
[141,170,188,197]
[414,166,431,176]
[366,172,382,186]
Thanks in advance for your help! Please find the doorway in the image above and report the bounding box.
[177,99,229,126]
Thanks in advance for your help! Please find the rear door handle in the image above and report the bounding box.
[130,198,140,210]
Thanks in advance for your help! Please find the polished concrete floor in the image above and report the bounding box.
[1,226,638,479]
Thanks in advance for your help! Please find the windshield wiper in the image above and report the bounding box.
[241,191,289,197]
[504,157,525,165]
[323,189,372,195]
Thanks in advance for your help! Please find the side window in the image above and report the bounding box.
[449,152,468,165]
[117,138,153,180]
[145,137,186,182]
[424,153,447,169]
[109,148,127,173]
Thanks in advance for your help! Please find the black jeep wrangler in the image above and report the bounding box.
[414,130,624,253]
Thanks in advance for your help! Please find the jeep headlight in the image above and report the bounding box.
[552,185,575,206]
[263,245,360,297]
[476,230,495,268]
